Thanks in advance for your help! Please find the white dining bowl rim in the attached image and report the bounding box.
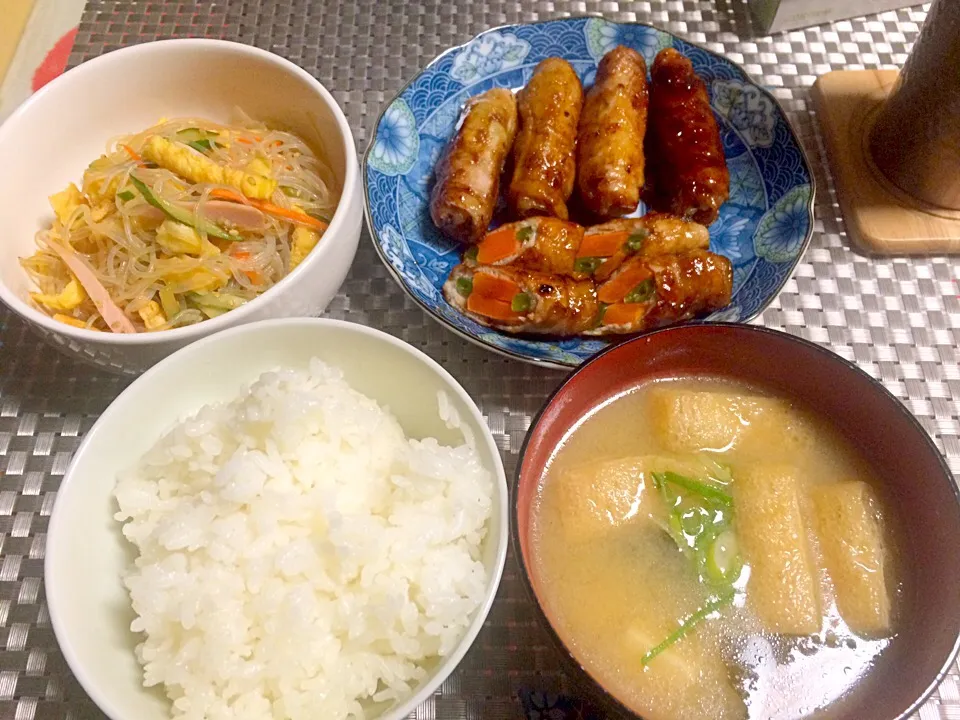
[44,316,510,720]
[0,38,359,346]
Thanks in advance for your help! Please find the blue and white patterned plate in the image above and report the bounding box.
[363,17,815,368]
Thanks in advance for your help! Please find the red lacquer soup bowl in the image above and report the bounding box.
[512,323,960,720]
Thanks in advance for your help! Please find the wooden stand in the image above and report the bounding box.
[812,70,960,255]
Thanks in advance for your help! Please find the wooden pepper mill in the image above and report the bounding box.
[813,0,960,254]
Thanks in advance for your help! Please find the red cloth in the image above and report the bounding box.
[31,26,77,92]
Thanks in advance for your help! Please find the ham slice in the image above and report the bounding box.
[47,241,136,333]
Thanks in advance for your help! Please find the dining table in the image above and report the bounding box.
[0,0,956,718]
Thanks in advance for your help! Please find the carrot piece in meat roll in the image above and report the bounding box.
[580,213,711,281]
[472,213,710,282]
[430,88,518,244]
[590,250,733,335]
[472,218,585,276]
[443,264,599,335]
[444,250,731,337]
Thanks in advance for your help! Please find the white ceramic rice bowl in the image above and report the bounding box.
[44,318,509,720]
[0,39,362,375]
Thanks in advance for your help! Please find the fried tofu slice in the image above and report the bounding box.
[736,465,821,634]
[555,456,667,542]
[811,482,891,635]
[623,618,748,720]
[648,388,818,457]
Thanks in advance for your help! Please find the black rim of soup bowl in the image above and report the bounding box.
[509,321,960,720]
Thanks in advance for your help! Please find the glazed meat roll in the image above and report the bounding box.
[442,249,731,336]
[470,213,709,282]
[508,58,583,220]
[592,250,733,334]
[471,217,585,276]
[576,46,649,219]
[645,48,730,225]
[429,87,518,244]
[444,264,600,335]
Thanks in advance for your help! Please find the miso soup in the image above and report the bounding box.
[531,379,900,720]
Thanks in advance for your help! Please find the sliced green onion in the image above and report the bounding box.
[624,277,656,304]
[680,505,707,537]
[464,245,479,262]
[574,256,603,274]
[511,292,533,313]
[456,277,473,297]
[641,589,735,666]
[653,472,733,507]
[593,303,608,328]
[117,190,135,202]
[624,228,650,252]
[702,529,742,584]
[307,211,331,224]
[516,225,535,243]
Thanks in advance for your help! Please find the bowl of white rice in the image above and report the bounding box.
[44,318,508,720]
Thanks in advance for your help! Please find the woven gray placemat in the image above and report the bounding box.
[0,0,955,718]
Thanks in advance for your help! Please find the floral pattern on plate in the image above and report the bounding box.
[367,98,419,176]
[450,31,531,83]
[755,183,814,263]
[584,17,672,65]
[364,18,815,368]
[712,79,778,149]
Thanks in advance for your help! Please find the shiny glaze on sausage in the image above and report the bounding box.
[645,48,730,225]
[429,87,518,244]
[508,58,583,220]
[576,46,649,219]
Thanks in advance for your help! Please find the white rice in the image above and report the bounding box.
[114,358,493,720]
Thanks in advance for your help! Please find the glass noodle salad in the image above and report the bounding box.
[21,113,338,333]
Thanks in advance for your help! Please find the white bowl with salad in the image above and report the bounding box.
[0,39,362,375]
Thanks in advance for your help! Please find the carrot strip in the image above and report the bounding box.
[593,250,627,282]
[602,303,647,327]
[209,188,328,231]
[477,225,522,264]
[598,263,654,304]
[472,272,521,302]
[467,294,519,321]
[122,144,143,164]
[578,231,629,259]
[232,250,263,284]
